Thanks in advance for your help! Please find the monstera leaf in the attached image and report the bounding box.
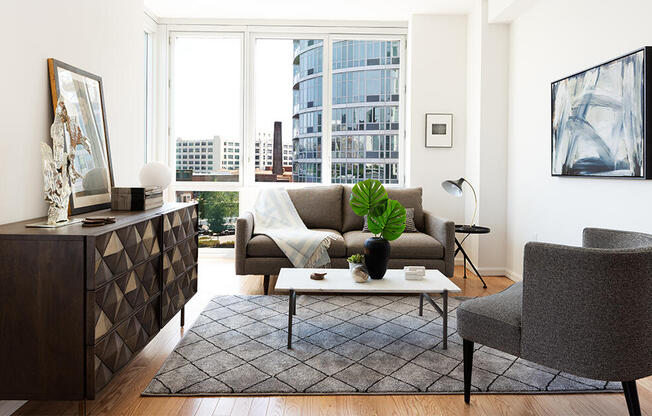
[350,179,388,217]
[367,199,406,241]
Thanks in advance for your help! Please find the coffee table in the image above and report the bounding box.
[275,268,461,350]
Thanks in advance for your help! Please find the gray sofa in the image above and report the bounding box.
[235,185,454,294]
[457,228,652,416]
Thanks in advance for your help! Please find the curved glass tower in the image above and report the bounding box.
[292,39,400,184]
[292,40,323,183]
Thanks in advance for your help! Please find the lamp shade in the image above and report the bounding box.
[441,178,464,197]
[139,162,172,189]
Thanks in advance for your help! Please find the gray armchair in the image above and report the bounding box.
[457,228,652,416]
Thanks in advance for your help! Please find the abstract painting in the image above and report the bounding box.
[551,48,650,178]
[48,59,114,213]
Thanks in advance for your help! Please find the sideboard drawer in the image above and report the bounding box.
[93,297,160,392]
[162,205,198,249]
[94,217,161,287]
[161,264,198,326]
[93,255,161,342]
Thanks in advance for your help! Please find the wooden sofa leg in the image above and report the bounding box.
[263,275,270,295]
[463,339,474,404]
[622,380,641,416]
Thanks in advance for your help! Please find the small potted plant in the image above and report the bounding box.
[347,254,369,283]
[350,179,406,279]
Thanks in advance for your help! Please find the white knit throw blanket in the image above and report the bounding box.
[252,188,336,268]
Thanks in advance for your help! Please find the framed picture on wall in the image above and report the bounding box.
[48,58,115,214]
[551,47,652,178]
[425,113,453,148]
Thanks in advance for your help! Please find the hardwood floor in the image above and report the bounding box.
[8,250,652,415]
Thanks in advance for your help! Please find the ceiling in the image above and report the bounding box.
[145,0,475,21]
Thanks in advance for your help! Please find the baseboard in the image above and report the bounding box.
[505,268,523,282]
[455,258,510,278]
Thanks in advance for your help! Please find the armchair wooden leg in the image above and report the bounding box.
[463,339,474,404]
[622,380,641,416]
[263,275,270,295]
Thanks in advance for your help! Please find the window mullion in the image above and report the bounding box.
[322,35,332,184]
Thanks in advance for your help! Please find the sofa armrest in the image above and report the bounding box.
[235,211,254,275]
[424,210,455,277]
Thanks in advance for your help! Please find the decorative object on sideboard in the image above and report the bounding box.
[48,58,115,213]
[33,99,88,227]
[350,179,406,279]
[347,254,369,283]
[552,47,652,178]
[442,177,478,226]
[81,216,116,227]
[139,161,172,189]
[111,187,163,211]
[425,113,453,148]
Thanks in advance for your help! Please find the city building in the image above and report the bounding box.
[254,132,292,171]
[176,133,291,180]
[292,39,400,183]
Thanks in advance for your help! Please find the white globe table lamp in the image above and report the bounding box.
[139,162,172,189]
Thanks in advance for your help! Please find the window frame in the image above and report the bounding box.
[164,24,406,196]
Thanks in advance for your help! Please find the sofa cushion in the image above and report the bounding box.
[247,229,346,258]
[342,186,424,232]
[287,185,343,230]
[343,230,444,259]
[456,282,523,356]
[342,186,364,233]
[387,187,424,231]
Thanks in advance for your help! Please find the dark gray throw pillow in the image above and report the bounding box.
[363,207,417,233]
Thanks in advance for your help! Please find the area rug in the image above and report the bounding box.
[143,294,621,396]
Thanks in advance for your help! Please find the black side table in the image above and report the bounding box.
[454,225,490,288]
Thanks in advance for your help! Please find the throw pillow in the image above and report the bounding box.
[363,207,417,233]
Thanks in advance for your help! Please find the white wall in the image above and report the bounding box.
[406,14,467,224]
[506,0,652,279]
[0,0,145,225]
[464,0,509,275]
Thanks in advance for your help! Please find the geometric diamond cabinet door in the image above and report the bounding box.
[94,298,160,392]
[160,264,198,327]
[94,218,161,287]
[94,256,160,342]
[163,206,198,250]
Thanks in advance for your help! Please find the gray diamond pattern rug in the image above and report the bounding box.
[143,294,621,396]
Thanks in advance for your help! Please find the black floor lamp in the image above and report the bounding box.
[442,178,489,288]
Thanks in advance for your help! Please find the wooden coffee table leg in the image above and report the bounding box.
[287,289,295,349]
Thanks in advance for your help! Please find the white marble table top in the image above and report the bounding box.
[275,268,461,294]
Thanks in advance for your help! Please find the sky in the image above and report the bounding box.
[174,36,294,144]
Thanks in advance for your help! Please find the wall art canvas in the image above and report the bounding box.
[48,59,114,214]
[551,47,651,178]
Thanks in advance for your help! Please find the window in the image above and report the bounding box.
[254,38,324,183]
[176,191,239,248]
[143,31,153,162]
[166,31,404,193]
[331,40,401,184]
[172,35,242,182]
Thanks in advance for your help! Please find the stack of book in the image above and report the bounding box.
[404,266,426,280]
[111,187,163,211]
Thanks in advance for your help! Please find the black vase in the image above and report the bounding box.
[364,237,390,279]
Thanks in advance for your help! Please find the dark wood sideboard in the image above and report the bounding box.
[0,202,199,401]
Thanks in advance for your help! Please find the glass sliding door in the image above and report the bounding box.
[331,39,401,184]
[253,38,324,183]
[172,35,243,183]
